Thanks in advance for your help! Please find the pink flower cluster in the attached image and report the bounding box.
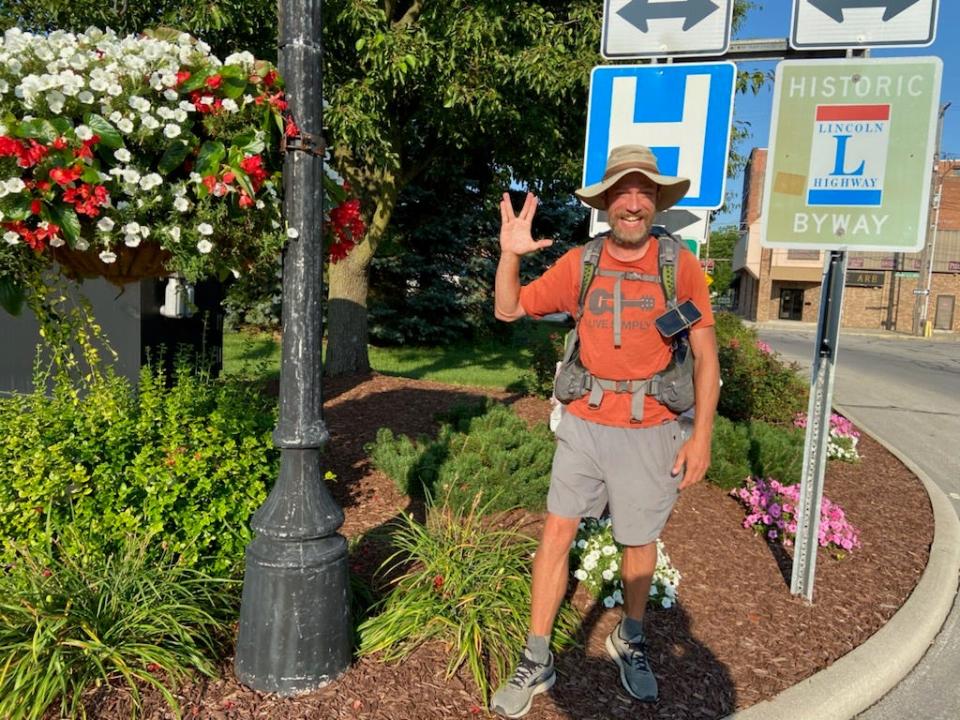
[756,340,774,355]
[732,477,861,557]
[793,412,860,439]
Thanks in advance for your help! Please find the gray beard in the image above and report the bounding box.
[609,222,652,247]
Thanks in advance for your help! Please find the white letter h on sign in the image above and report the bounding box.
[608,74,710,198]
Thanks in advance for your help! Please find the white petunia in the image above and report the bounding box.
[157,107,175,120]
[45,90,66,114]
[139,173,162,191]
[168,226,181,242]
[124,234,141,248]
[122,222,141,235]
[603,596,616,609]
[4,230,19,244]
[178,100,195,113]
[5,178,25,193]
[121,168,140,185]
[601,569,614,581]
[141,115,160,131]
[582,557,597,571]
[77,90,94,104]
[99,250,117,263]
[576,539,587,550]
[163,123,181,138]
[196,238,213,254]
[286,227,299,239]
[107,83,123,97]
[114,148,131,162]
[89,77,108,92]
[163,88,178,101]
[75,124,93,141]
[109,111,123,124]
[602,545,617,556]
[197,223,213,236]
[221,98,238,113]
[117,118,134,134]
[173,197,190,212]
[74,238,90,251]
[612,589,624,604]
[172,108,187,123]
[648,584,658,597]
[573,569,588,582]
[97,217,115,232]
[661,597,673,609]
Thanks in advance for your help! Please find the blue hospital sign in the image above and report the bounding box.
[807,104,891,207]
[583,63,736,210]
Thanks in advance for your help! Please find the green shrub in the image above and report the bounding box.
[358,497,580,703]
[707,415,751,490]
[706,416,805,490]
[366,402,555,513]
[748,420,805,485]
[713,312,808,424]
[514,323,566,399]
[0,363,278,576]
[0,530,237,720]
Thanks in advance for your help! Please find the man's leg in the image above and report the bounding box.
[530,513,581,635]
[621,542,657,623]
[490,513,579,718]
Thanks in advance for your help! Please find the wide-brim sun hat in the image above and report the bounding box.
[575,144,691,212]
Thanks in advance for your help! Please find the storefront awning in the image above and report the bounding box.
[770,266,823,283]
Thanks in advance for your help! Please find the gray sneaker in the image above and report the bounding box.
[605,621,658,702]
[490,649,555,718]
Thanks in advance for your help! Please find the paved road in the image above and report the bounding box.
[756,323,960,720]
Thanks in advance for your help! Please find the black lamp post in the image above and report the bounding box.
[234,0,351,694]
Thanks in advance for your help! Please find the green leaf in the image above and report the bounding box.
[47,203,82,244]
[16,119,57,143]
[195,141,225,176]
[221,76,247,100]
[355,37,366,52]
[81,168,102,184]
[0,194,32,221]
[158,140,191,175]
[0,275,25,316]
[49,117,72,135]
[179,70,211,93]
[83,114,123,149]
[230,166,255,199]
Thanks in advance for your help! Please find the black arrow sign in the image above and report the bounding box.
[617,0,721,33]
[807,0,923,23]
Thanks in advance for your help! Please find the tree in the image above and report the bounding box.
[707,224,740,296]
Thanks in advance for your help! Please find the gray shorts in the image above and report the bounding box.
[547,413,688,546]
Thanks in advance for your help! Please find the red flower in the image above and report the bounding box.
[433,574,444,590]
[52,136,68,150]
[202,175,218,192]
[222,171,235,184]
[264,69,278,87]
[205,74,223,89]
[284,118,299,138]
[49,165,83,186]
[36,180,51,192]
[238,191,254,209]
[240,154,268,191]
[17,140,48,168]
[41,568,52,578]
[176,70,191,86]
[30,199,42,215]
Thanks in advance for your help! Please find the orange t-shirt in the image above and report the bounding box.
[519,236,714,428]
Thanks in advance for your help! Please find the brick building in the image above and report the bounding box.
[732,148,960,333]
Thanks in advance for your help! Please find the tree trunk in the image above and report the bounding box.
[324,238,373,376]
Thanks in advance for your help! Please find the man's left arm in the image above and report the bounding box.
[672,325,720,489]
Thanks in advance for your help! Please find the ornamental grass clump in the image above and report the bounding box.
[569,518,681,610]
[732,477,862,558]
[0,530,237,720]
[794,411,862,462]
[358,496,580,703]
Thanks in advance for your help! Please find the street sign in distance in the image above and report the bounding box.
[913,288,931,295]
[760,57,942,253]
[791,0,939,50]
[583,62,736,223]
[602,0,734,59]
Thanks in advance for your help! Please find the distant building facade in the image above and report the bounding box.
[732,148,960,333]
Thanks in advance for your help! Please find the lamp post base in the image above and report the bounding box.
[234,533,351,695]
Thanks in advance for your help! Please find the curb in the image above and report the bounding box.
[722,404,960,720]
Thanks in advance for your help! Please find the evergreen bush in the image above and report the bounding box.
[707,416,805,490]
[365,402,554,513]
[706,415,751,490]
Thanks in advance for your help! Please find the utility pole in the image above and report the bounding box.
[235,0,351,695]
[913,102,950,336]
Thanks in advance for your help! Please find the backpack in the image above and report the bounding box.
[553,232,696,423]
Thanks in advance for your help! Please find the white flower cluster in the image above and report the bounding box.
[570,517,681,610]
[827,431,860,462]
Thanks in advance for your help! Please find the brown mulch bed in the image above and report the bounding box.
[87,373,933,720]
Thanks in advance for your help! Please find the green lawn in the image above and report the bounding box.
[222,320,562,391]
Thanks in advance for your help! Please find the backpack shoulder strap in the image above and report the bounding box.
[576,235,604,320]
[657,233,681,308]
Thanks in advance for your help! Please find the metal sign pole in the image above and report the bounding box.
[791,249,848,601]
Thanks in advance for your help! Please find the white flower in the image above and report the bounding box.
[286,227,299,239]
[107,83,123,97]
[75,124,93,141]
[45,90,65,114]
[163,123,181,139]
[0,80,8,94]
[168,226,181,242]
[576,539,587,550]
[198,95,214,106]
[121,168,141,185]
[603,596,616,608]
[97,217,115,232]
[117,118,134,133]
[109,110,123,124]
[582,557,597,572]
[78,90,94,104]
[163,88,178,101]
[612,589,624,604]
[5,178,25,193]
[122,222,141,236]
[114,148,131,162]
[602,545,617,556]
[173,108,187,123]
[74,238,90,251]
[648,585,658,597]
[124,234,141,247]
[139,173,162,191]
[601,569,614,581]
[197,223,213,236]
[128,95,150,113]
[3,231,19,245]
[608,560,618,572]
[173,197,190,212]
[141,115,160,131]
[661,597,673,609]
[89,77,108,92]
[573,569,588,581]
[157,107,175,120]
[99,250,117,263]
[196,239,213,254]
[178,100,195,113]
[221,97,238,113]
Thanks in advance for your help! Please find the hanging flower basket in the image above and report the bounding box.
[0,26,362,290]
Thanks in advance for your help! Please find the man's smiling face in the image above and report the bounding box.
[605,174,659,248]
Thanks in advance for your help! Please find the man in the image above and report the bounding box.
[490,145,719,718]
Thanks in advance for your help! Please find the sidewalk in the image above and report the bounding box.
[749,319,960,343]
[722,410,960,720]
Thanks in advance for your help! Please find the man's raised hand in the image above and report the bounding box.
[499,192,554,257]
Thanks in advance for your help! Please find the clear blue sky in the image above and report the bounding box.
[713,1,958,228]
